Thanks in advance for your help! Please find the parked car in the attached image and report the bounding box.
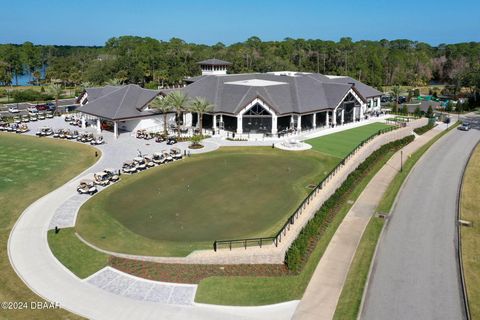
[27,106,38,114]
[458,122,471,131]
[398,96,407,104]
[8,106,20,113]
[36,104,48,111]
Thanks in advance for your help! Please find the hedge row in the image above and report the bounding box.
[285,134,415,272]
[413,122,435,135]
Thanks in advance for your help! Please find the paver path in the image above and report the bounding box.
[292,124,444,320]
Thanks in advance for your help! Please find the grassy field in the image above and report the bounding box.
[195,144,400,305]
[0,133,97,319]
[48,228,108,279]
[306,122,392,158]
[334,122,460,320]
[76,147,339,256]
[461,143,480,319]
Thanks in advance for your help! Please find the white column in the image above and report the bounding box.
[96,118,101,133]
[272,114,278,134]
[290,115,295,129]
[113,121,118,139]
[360,103,365,119]
[81,115,86,129]
[236,115,243,134]
[312,113,317,129]
[353,109,357,123]
[213,114,217,130]
[341,109,345,124]
[297,115,302,131]
[332,110,337,126]
[370,99,374,110]
[219,114,223,129]
[376,97,381,111]
[325,111,329,127]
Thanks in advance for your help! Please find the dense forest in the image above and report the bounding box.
[0,36,479,95]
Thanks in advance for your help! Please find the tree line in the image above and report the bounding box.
[0,36,479,98]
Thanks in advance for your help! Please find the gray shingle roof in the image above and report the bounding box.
[78,84,160,120]
[197,58,232,66]
[169,73,360,115]
[325,76,383,98]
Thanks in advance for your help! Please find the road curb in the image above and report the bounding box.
[457,139,479,320]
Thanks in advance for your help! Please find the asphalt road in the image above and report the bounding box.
[361,115,480,320]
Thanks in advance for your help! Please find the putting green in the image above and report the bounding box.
[76,147,339,256]
[307,122,392,158]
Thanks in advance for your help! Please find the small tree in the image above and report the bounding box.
[401,105,408,115]
[426,106,434,118]
[165,91,190,138]
[391,102,398,114]
[47,83,63,109]
[190,97,214,134]
[391,85,401,107]
[190,134,203,148]
[150,96,173,135]
[445,101,453,112]
[414,106,422,117]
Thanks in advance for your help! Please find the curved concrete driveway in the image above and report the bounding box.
[361,117,480,320]
[8,148,297,320]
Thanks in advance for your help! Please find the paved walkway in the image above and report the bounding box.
[360,117,480,320]
[292,124,443,320]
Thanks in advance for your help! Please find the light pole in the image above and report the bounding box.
[400,150,403,172]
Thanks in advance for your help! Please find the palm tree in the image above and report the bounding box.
[165,91,190,137]
[189,97,214,134]
[104,78,122,86]
[48,83,63,109]
[391,85,401,108]
[150,96,173,135]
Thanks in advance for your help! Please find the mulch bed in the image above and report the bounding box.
[109,256,291,284]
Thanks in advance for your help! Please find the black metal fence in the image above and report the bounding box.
[213,126,398,252]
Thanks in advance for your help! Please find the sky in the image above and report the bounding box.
[1,0,479,46]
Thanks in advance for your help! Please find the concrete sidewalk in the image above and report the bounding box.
[292,126,443,320]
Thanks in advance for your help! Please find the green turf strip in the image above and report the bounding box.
[306,122,391,158]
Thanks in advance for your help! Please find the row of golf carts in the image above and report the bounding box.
[0,122,29,133]
[76,169,120,195]
[13,113,53,124]
[136,130,178,145]
[122,148,183,174]
[51,129,105,145]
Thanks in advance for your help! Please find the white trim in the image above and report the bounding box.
[238,98,277,116]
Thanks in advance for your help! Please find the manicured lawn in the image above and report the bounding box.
[306,122,392,158]
[48,228,108,279]
[0,133,97,319]
[195,146,399,305]
[76,147,339,256]
[332,217,384,320]
[461,143,480,320]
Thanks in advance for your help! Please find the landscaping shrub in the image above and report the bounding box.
[413,122,434,135]
[12,89,53,102]
[285,135,415,272]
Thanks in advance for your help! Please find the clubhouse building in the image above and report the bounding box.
[77,59,382,138]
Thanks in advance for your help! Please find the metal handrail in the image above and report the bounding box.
[213,126,397,251]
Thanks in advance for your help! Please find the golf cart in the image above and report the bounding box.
[155,135,165,143]
[170,147,183,160]
[144,132,155,140]
[136,129,146,139]
[36,126,53,136]
[77,180,98,195]
[53,129,62,138]
[90,135,104,145]
[16,124,29,133]
[21,115,30,123]
[38,113,46,120]
[93,172,110,186]
[30,114,38,121]
[152,152,166,164]
[122,161,137,174]
[103,168,120,182]
[46,112,54,119]
[133,157,147,171]
[143,155,156,168]
[166,136,177,145]
[64,115,73,122]
[162,150,173,162]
